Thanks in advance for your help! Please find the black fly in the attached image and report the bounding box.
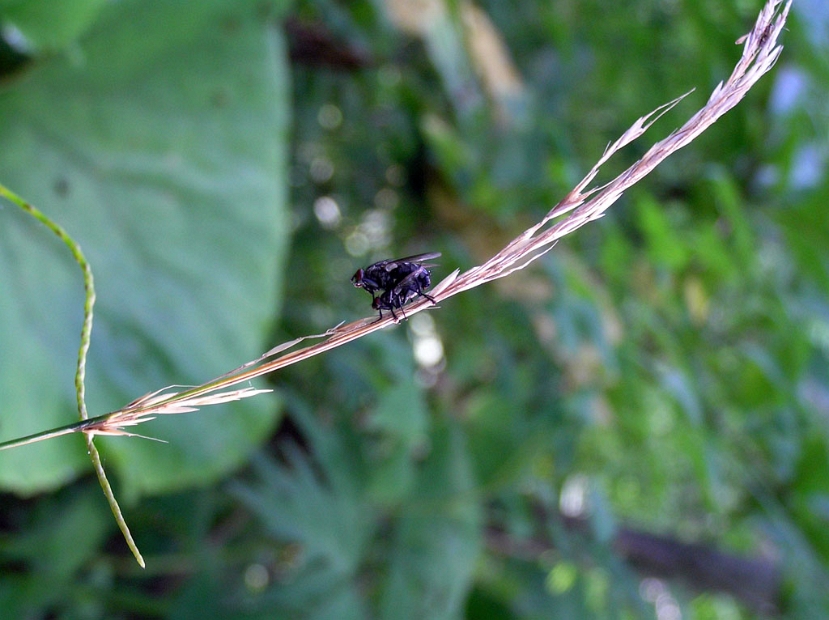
[371,269,437,321]
[352,252,440,322]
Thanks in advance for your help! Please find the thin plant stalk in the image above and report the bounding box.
[0,182,144,567]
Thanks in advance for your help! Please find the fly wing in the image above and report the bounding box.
[400,252,441,263]
[387,266,430,302]
[390,268,422,288]
[383,252,441,271]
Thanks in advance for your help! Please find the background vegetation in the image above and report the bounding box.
[0,0,826,618]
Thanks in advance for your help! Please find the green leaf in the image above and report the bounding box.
[775,193,829,290]
[236,448,370,574]
[229,445,372,619]
[0,485,112,616]
[0,0,108,52]
[466,393,530,488]
[0,0,290,495]
[634,193,690,271]
[790,436,829,560]
[653,362,702,426]
[379,421,481,620]
[368,381,429,445]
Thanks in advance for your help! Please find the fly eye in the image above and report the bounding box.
[352,269,364,284]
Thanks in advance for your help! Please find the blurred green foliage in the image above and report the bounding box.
[2,0,828,618]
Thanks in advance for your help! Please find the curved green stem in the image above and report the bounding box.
[0,183,95,421]
[0,183,143,567]
[87,435,145,568]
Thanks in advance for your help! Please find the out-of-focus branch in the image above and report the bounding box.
[486,514,781,615]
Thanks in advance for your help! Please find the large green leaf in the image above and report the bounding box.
[0,0,290,495]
